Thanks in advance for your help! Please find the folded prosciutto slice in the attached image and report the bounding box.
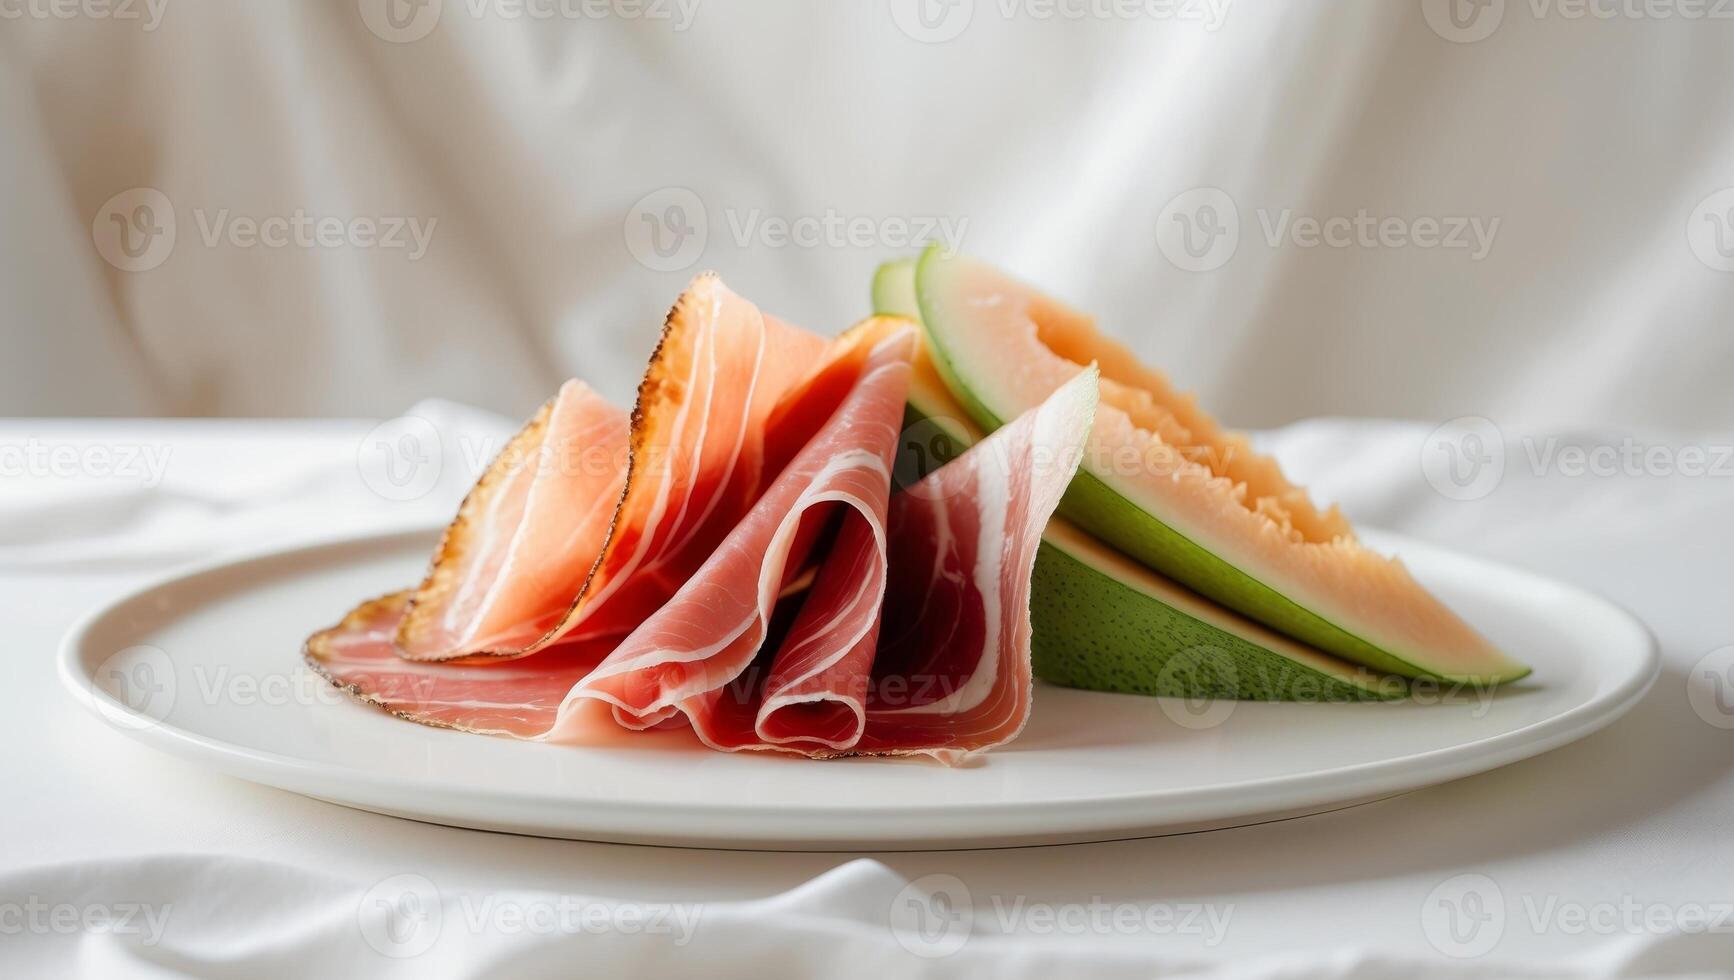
[395,381,629,660]
[305,276,1099,762]
[571,318,917,748]
[393,274,824,661]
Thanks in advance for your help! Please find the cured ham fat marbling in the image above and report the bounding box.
[305,277,1098,762]
[393,274,824,661]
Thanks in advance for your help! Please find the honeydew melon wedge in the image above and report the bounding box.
[875,259,1401,701]
[904,248,1529,684]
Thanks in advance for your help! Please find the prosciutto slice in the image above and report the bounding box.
[570,318,916,749]
[305,277,1099,762]
[395,381,629,660]
[305,592,612,737]
[857,364,1098,757]
[392,274,824,660]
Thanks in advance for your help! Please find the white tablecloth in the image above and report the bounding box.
[4,410,1732,978]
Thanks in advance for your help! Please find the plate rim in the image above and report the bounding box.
[57,524,1661,844]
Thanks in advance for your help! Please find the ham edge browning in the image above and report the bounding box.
[304,276,1098,762]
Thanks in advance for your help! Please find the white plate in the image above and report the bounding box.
[59,526,1657,851]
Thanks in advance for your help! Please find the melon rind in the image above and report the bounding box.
[1030,524,1401,701]
[876,258,1401,701]
[908,248,1530,684]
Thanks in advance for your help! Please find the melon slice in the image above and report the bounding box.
[906,249,1529,684]
[876,259,1401,701]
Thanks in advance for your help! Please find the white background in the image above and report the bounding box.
[3,0,1732,429]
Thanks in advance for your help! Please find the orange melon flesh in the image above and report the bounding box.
[877,259,1400,701]
[912,248,1529,683]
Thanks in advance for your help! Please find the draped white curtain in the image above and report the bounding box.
[4,0,1731,430]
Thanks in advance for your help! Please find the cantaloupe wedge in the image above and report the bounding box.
[876,259,1403,700]
[902,249,1529,684]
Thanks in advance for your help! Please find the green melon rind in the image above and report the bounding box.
[909,247,1529,684]
[876,259,1402,701]
[1030,525,1402,702]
